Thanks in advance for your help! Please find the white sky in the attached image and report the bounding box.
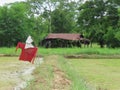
[0,0,26,6]
[0,0,86,6]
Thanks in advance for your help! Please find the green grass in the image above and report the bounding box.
[0,47,120,56]
[24,55,58,90]
[0,54,120,90]
[0,47,16,55]
[0,46,120,90]
[24,55,88,90]
[67,58,120,90]
[38,47,120,55]
[58,56,88,90]
[24,55,120,90]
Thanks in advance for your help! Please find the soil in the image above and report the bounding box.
[52,65,71,90]
[65,54,120,59]
[0,57,43,90]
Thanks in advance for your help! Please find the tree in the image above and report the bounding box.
[51,8,74,33]
[30,16,48,46]
[104,27,120,48]
[27,0,79,33]
[0,2,29,47]
[50,0,78,33]
[77,0,119,48]
[27,0,58,33]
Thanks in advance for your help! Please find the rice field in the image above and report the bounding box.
[23,55,120,90]
[65,58,120,90]
[0,47,120,90]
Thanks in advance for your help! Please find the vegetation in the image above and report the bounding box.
[0,47,120,90]
[0,0,119,47]
[0,46,120,56]
[22,55,120,90]
[67,58,120,90]
[24,55,87,90]
[77,0,120,48]
[0,57,33,90]
[0,1,120,89]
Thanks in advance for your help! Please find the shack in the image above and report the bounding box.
[41,33,90,48]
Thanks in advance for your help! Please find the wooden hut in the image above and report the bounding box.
[41,33,90,48]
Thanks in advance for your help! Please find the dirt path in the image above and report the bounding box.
[11,55,71,90]
[0,57,43,90]
[0,61,34,90]
[52,65,71,90]
[47,55,71,90]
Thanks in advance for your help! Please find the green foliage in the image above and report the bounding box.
[77,0,120,48]
[51,9,74,33]
[0,1,49,46]
[30,16,48,46]
[104,27,120,48]
[115,31,120,41]
[0,0,120,47]
[0,2,29,47]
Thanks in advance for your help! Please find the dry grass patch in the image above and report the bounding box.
[52,65,71,90]
[24,55,71,90]
[0,57,34,90]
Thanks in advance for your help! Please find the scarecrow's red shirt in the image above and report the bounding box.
[16,42,37,63]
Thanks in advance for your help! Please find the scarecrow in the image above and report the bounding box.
[16,36,38,63]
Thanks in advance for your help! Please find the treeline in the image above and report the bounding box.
[0,0,119,48]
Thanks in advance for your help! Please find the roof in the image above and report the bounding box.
[45,33,81,41]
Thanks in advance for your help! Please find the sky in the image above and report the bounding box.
[0,0,25,6]
[0,0,86,6]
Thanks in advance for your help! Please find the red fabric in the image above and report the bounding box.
[16,42,38,63]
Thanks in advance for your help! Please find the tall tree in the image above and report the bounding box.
[27,0,58,33]
[27,0,79,33]
[77,0,119,47]
[0,2,29,47]
[51,1,77,33]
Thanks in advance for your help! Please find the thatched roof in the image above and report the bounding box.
[45,33,82,41]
